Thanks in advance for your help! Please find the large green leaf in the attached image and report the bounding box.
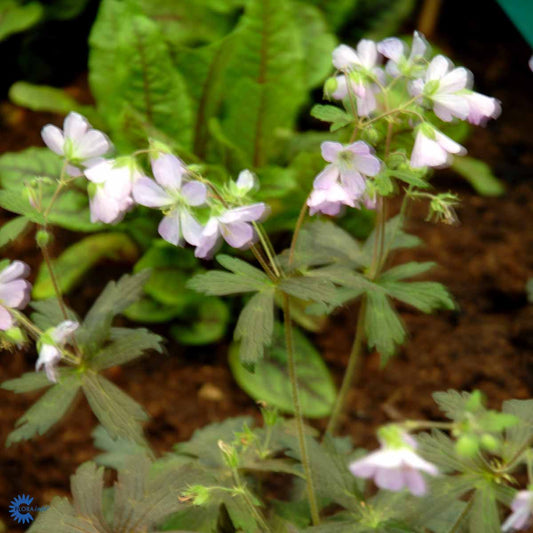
[32,233,139,299]
[0,215,29,249]
[221,0,306,167]
[379,280,455,314]
[6,372,81,446]
[89,1,192,150]
[229,323,336,418]
[0,1,43,41]
[451,156,505,197]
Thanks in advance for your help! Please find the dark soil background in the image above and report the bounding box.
[1,0,532,531]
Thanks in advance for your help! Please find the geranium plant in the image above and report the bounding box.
[1,13,531,533]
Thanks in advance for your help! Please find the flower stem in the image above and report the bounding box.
[282,294,320,525]
[325,297,367,437]
[40,244,69,321]
[288,200,308,268]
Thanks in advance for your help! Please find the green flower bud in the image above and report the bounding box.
[361,126,381,146]
[218,440,240,469]
[480,434,499,453]
[5,327,26,346]
[455,434,479,457]
[324,77,338,99]
[36,229,52,248]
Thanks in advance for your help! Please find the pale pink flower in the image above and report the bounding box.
[410,125,466,168]
[0,261,31,331]
[133,153,206,247]
[314,141,381,199]
[502,491,533,531]
[378,31,429,77]
[85,159,144,224]
[410,55,471,122]
[349,432,438,496]
[195,203,268,259]
[36,320,79,383]
[41,112,112,176]
[462,91,501,126]
[307,182,354,216]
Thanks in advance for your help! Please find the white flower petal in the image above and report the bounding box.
[180,210,204,246]
[332,44,359,70]
[182,181,207,206]
[356,39,378,69]
[426,55,451,81]
[41,125,65,155]
[377,37,404,63]
[75,130,111,159]
[158,209,182,246]
[151,153,186,191]
[375,467,405,492]
[405,469,427,496]
[0,261,30,283]
[0,304,13,330]
[410,31,428,59]
[221,221,255,249]
[0,280,31,308]
[331,75,348,100]
[314,164,339,189]
[439,67,470,93]
[218,203,267,224]
[410,131,448,168]
[133,177,173,208]
[51,320,79,345]
[90,188,121,224]
[235,169,257,193]
[434,130,467,155]
[63,112,89,142]
[321,142,344,163]
[84,160,113,184]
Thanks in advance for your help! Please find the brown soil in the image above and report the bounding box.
[1,1,533,531]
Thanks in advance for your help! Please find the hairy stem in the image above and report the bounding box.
[288,200,308,268]
[40,244,69,321]
[282,294,320,525]
[325,297,367,436]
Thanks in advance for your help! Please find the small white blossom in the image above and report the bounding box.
[234,170,258,196]
[133,153,206,247]
[85,159,144,224]
[462,90,501,126]
[195,203,268,259]
[0,261,31,331]
[36,320,79,383]
[410,124,466,168]
[502,490,533,532]
[410,55,471,122]
[41,112,112,176]
[349,430,438,496]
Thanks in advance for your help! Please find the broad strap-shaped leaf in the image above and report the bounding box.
[234,288,275,365]
[379,279,455,314]
[33,233,139,300]
[6,373,81,446]
[82,372,148,446]
[221,0,306,167]
[90,327,164,370]
[229,323,336,418]
[0,215,30,249]
[89,0,192,150]
[77,270,151,356]
[364,290,406,363]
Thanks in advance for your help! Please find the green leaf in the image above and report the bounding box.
[77,271,151,356]
[89,2,192,150]
[379,280,455,313]
[311,104,353,131]
[188,268,270,296]
[30,298,78,331]
[364,290,406,363]
[293,2,336,89]
[229,323,336,418]
[9,82,97,120]
[379,261,437,282]
[433,390,474,421]
[0,215,29,248]
[82,372,148,446]
[124,296,184,323]
[217,254,269,281]
[389,168,431,189]
[0,189,44,224]
[92,425,147,470]
[221,0,306,167]
[6,373,81,446]
[2,371,54,393]
[171,297,230,345]
[451,156,505,197]
[278,276,338,306]
[173,39,233,159]
[91,327,164,370]
[234,288,275,365]
[33,233,139,299]
[0,147,61,188]
[0,1,43,41]
[502,399,533,462]
[469,483,500,533]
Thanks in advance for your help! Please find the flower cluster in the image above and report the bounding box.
[310,32,501,217]
[41,114,269,257]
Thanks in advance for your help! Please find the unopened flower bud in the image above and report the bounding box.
[36,229,52,248]
[323,77,338,99]
[218,440,240,469]
[480,434,499,453]
[455,434,479,457]
[361,126,381,146]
